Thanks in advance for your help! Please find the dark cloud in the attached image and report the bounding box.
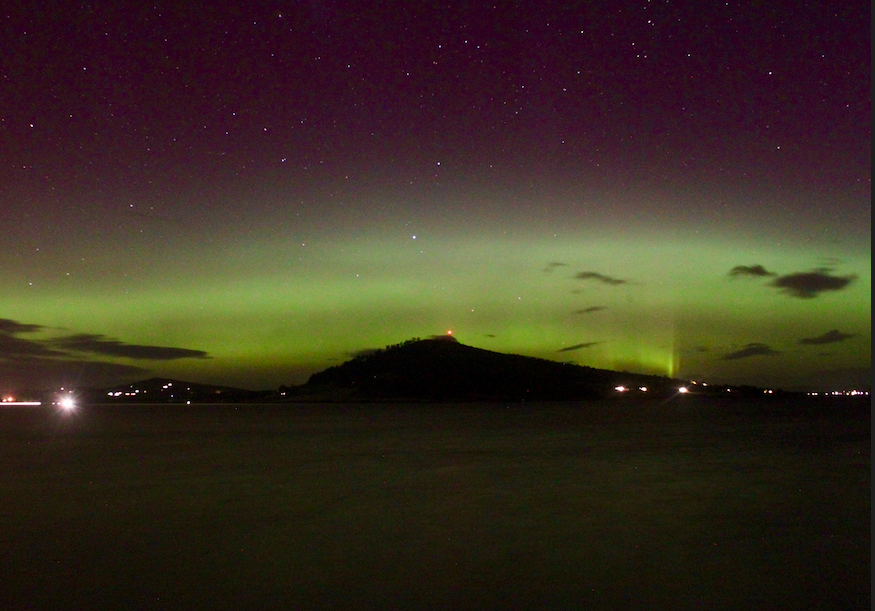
[576,306,607,314]
[0,319,63,358]
[574,272,628,285]
[557,342,603,352]
[721,343,781,360]
[0,356,149,390]
[728,264,777,278]
[1,321,209,361]
[0,318,44,334]
[0,318,210,389]
[798,329,855,345]
[770,269,856,299]
[0,333,66,358]
[543,262,568,272]
[52,334,210,360]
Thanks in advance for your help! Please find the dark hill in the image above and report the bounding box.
[300,337,688,401]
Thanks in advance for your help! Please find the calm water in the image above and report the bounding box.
[0,399,869,610]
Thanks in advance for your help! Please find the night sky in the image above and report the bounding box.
[1,1,869,392]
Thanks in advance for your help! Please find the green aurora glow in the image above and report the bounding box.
[2,184,869,391]
[2,2,868,392]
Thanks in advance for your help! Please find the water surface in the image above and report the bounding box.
[1,399,868,610]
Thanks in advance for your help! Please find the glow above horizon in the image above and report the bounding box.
[0,2,869,392]
[1,180,869,392]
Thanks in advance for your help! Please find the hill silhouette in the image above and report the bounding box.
[295,336,689,401]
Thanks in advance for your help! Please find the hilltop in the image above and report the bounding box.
[285,336,690,402]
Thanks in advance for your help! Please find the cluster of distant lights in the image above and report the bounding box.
[107,389,142,397]
[613,383,870,397]
[2,372,870,407]
[614,385,690,393]
[613,381,702,394]
[107,382,190,398]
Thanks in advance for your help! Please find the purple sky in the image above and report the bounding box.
[0,1,869,391]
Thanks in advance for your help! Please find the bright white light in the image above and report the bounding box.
[678,387,689,394]
[615,386,627,392]
[638,386,647,392]
[58,396,76,411]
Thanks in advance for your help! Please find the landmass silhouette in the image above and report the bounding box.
[284,336,690,402]
[82,336,799,404]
